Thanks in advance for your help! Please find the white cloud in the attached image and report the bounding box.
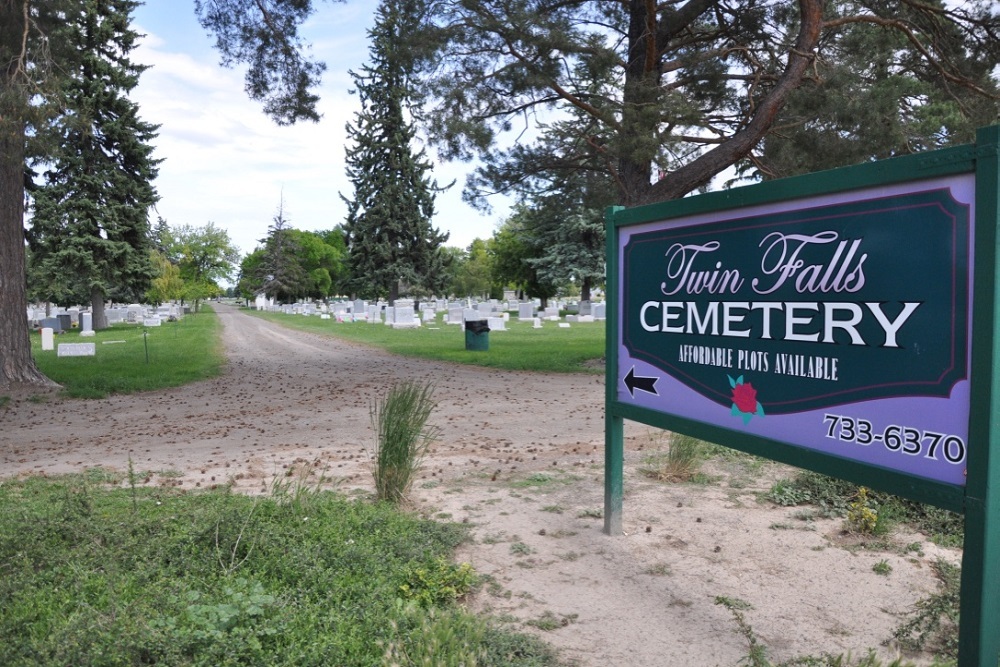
[131,4,508,261]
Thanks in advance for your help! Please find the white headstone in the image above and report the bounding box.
[487,316,506,331]
[593,303,607,320]
[58,342,96,357]
[79,312,95,336]
[447,307,464,324]
[41,328,54,351]
[391,306,420,328]
[532,317,543,329]
[518,303,533,319]
[143,317,161,327]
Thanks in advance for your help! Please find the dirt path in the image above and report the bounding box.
[2,304,958,666]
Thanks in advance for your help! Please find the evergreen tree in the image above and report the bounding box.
[341,0,448,304]
[253,196,309,302]
[420,1,998,208]
[2,0,337,390]
[27,0,160,331]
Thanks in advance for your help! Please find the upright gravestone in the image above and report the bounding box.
[40,317,62,333]
[392,306,420,328]
[41,328,54,351]
[80,312,95,337]
[518,303,533,320]
[57,314,72,332]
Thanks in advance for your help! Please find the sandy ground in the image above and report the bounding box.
[2,303,959,666]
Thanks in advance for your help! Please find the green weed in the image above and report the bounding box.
[892,559,960,658]
[872,559,892,576]
[368,380,440,504]
[764,472,963,545]
[640,433,707,482]
[0,473,558,666]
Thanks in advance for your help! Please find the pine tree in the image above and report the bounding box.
[341,0,448,305]
[253,196,309,302]
[27,0,160,331]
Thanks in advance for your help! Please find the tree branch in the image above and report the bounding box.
[643,0,823,203]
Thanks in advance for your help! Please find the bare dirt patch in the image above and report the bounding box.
[2,304,958,666]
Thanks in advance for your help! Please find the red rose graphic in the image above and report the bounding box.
[731,381,758,414]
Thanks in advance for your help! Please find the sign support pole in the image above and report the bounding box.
[605,205,625,535]
[959,124,1000,667]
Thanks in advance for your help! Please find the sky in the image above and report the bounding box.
[130,1,511,259]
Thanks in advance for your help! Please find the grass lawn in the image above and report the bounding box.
[246,308,606,374]
[30,307,226,399]
[0,472,557,666]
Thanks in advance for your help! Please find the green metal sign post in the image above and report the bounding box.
[605,125,1000,666]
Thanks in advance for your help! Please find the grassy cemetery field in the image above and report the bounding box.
[246,307,606,374]
[29,306,226,399]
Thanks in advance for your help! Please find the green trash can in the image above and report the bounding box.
[464,319,490,351]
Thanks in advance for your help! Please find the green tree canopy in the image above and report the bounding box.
[419,1,999,209]
[170,222,240,312]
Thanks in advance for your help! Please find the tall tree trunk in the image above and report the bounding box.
[1,2,56,389]
[91,286,108,330]
[617,0,660,206]
[0,123,55,389]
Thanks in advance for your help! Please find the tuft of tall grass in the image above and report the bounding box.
[369,381,441,504]
[641,432,706,482]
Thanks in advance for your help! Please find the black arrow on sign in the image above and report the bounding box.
[624,366,659,398]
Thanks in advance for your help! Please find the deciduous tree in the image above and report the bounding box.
[171,222,240,312]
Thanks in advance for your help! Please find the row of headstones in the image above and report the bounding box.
[39,328,96,356]
[267,298,606,323]
[32,303,186,336]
